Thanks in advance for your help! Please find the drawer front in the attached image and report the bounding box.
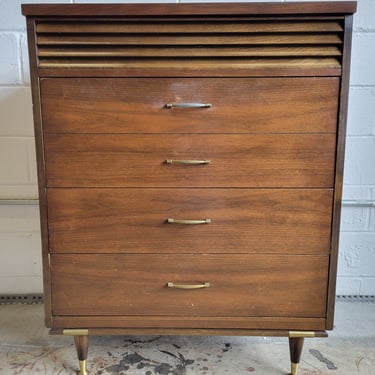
[51,254,328,317]
[44,134,336,188]
[41,77,339,134]
[47,188,332,254]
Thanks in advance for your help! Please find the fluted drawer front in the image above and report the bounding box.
[47,188,332,255]
[51,253,328,318]
[44,134,336,188]
[41,77,339,134]
[34,14,344,75]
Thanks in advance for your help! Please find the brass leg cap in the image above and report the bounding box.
[291,362,299,375]
[77,360,88,375]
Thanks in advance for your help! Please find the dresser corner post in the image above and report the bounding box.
[64,330,89,374]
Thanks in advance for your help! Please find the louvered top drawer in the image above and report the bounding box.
[33,14,345,76]
[41,77,339,134]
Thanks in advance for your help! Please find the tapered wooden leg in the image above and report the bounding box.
[74,335,89,375]
[289,337,304,375]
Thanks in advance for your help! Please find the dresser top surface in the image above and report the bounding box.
[22,1,357,17]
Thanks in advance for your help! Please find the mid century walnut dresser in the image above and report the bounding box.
[23,2,356,374]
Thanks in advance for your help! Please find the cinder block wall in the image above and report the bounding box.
[337,0,375,295]
[0,0,374,295]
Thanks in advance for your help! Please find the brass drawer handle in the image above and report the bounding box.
[165,103,212,109]
[167,218,211,225]
[165,159,210,165]
[167,282,210,289]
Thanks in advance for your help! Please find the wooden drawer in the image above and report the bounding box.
[51,253,328,318]
[41,77,339,134]
[47,188,333,254]
[44,134,336,188]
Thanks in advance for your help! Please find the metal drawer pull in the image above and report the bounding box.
[167,282,210,289]
[167,218,211,225]
[165,159,210,165]
[165,103,212,109]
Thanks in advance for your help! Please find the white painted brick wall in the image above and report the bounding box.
[347,87,375,136]
[0,0,374,295]
[341,0,375,295]
[0,204,42,293]
[0,34,21,84]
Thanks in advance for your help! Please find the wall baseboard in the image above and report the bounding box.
[1,294,374,305]
[336,295,375,303]
[0,294,43,304]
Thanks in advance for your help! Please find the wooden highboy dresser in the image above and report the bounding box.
[23,2,356,374]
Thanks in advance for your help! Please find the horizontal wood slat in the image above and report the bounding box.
[35,17,343,72]
[47,188,333,255]
[37,34,342,46]
[36,21,343,33]
[38,58,341,71]
[38,46,342,58]
[51,253,329,317]
[38,66,342,77]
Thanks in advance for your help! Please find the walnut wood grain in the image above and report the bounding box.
[37,34,343,46]
[41,77,339,134]
[44,134,336,188]
[38,34,342,46]
[36,14,343,72]
[53,327,329,337]
[38,46,342,58]
[25,18,53,328]
[38,58,342,72]
[49,326,328,337]
[289,337,304,366]
[51,317,327,332]
[326,14,355,330]
[38,66,342,78]
[51,253,328,318]
[22,2,357,17]
[36,21,343,34]
[47,188,332,255]
[74,335,88,361]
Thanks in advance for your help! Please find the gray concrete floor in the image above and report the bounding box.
[0,302,374,374]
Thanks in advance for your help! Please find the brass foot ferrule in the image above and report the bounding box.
[63,329,89,336]
[78,359,88,375]
[289,331,315,338]
[291,362,299,375]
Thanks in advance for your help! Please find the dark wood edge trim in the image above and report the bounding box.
[26,17,52,328]
[31,15,348,22]
[37,67,342,78]
[326,14,354,330]
[50,316,326,331]
[22,2,357,16]
[50,328,328,337]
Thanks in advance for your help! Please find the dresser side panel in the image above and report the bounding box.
[25,17,52,328]
[326,14,354,330]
